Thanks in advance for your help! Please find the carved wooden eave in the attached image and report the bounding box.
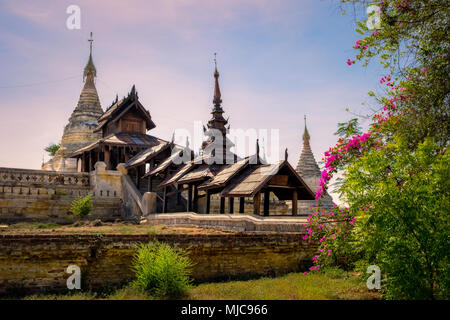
[94,86,156,134]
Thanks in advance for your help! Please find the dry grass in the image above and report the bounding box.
[0,221,234,236]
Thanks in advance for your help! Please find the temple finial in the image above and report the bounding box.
[213,52,222,107]
[214,52,217,71]
[83,31,97,82]
[303,114,310,142]
[88,32,93,55]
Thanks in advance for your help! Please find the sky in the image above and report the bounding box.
[0,0,385,201]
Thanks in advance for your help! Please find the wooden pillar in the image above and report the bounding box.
[193,185,198,212]
[264,190,270,216]
[80,155,85,173]
[147,160,154,192]
[292,190,298,216]
[228,197,234,214]
[162,187,168,213]
[82,153,87,172]
[219,197,225,214]
[253,192,261,215]
[176,185,181,205]
[239,197,245,213]
[135,167,140,189]
[147,174,152,192]
[187,184,192,212]
[104,146,111,170]
[88,151,93,172]
[205,191,211,214]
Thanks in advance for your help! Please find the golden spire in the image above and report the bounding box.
[303,115,310,142]
[83,32,97,82]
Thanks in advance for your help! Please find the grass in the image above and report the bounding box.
[189,269,378,300]
[1,222,233,235]
[20,268,380,300]
[32,222,63,229]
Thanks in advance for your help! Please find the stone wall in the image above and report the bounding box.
[143,212,308,233]
[0,167,122,223]
[0,233,316,294]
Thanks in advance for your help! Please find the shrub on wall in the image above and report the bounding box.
[70,193,93,218]
[131,242,193,298]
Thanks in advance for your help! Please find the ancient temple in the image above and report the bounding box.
[41,35,319,216]
[128,60,315,215]
[296,116,334,213]
[42,33,103,172]
[70,84,166,173]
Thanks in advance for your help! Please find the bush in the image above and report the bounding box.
[131,242,192,298]
[70,193,93,218]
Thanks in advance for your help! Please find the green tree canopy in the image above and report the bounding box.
[307,0,449,299]
[44,143,60,157]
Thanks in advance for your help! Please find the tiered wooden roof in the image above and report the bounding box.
[71,133,164,156]
[197,157,251,191]
[220,160,313,200]
[69,84,158,159]
[119,60,316,206]
[94,85,156,134]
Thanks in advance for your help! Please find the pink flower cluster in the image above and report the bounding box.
[302,204,356,274]
[309,265,320,272]
[315,133,371,201]
[344,133,371,151]
[354,40,369,51]
[380,74,392,85]
[346,58,355,66]
[396,0,409,10]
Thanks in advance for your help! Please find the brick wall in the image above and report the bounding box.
[0,166,122,223]
[0,233,316,294]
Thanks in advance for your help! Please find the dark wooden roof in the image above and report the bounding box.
[124,141,171,168]
[158,161,196,188]
[70,133,164,156]
[176,164,224,185]
[220,160,315,200]
[94,86,156,133]
[197,157,250,191]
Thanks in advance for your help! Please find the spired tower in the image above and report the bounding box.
[201,54,235,163]
[296,116,334,214]
[43,33,104,171]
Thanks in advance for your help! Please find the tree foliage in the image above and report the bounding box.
[44,143,60,157]
[307,0,449,299]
